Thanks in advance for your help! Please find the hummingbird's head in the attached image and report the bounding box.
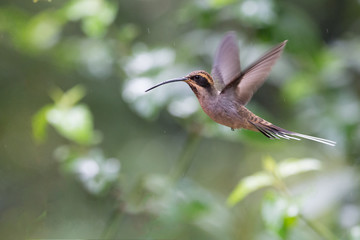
[184,70,215,97]
[145,70,215,98]
[185,70,213,88]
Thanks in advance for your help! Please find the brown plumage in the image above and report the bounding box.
[146,32,336,146]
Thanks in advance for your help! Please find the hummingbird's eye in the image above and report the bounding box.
[192,74,210,88]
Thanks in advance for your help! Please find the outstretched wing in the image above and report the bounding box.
[232,40,287,105]
[211,32,241,91]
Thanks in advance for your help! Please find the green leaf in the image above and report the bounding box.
[33,85,95,144]
[82,16,107,37]
[277,158,322,178]
[227,171,274,207]
[46,104,94,145]
[177,200,209,221]
[262,192,299,239]
[23,11,63,50]
[210,0,236,8]
[57,85,86,107]
[65,0,117,37]
[262,192,287,232]
[263,155,277,174]
[228,157,322,207]
[32,104,53,143]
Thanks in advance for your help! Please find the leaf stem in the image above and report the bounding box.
[170,131,201,181]
[299,213,338,240]
[275,177,338,240]
[100,206,123,239]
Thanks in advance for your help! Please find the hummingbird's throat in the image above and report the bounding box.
[188,83,200,98]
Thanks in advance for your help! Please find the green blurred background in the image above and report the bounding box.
[1,0,360,239]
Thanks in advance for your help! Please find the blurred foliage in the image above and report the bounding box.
[1,0,360,239]
[227,156,336,239]
[33,85,97,144]
[227,156,321,206]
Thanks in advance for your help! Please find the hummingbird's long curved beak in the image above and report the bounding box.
[145,77,188,92]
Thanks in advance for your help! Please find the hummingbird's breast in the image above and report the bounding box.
[199,95,257,130]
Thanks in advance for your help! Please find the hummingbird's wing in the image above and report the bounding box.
[211,32,241,91]
[232,40,287,105]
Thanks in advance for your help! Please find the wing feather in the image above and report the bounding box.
[211,32,241,91]
[235,40,287,105]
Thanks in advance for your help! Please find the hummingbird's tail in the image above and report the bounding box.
[249,121,336,146]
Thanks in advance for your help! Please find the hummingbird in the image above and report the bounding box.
[145,32,335,146]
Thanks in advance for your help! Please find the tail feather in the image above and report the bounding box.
[291,133,336,146]
[249,121,336,146]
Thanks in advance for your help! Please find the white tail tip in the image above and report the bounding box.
[291,133,336,146]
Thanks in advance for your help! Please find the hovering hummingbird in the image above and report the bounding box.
[145,32,335,146]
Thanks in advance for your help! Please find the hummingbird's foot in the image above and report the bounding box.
[231,128,235,131]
